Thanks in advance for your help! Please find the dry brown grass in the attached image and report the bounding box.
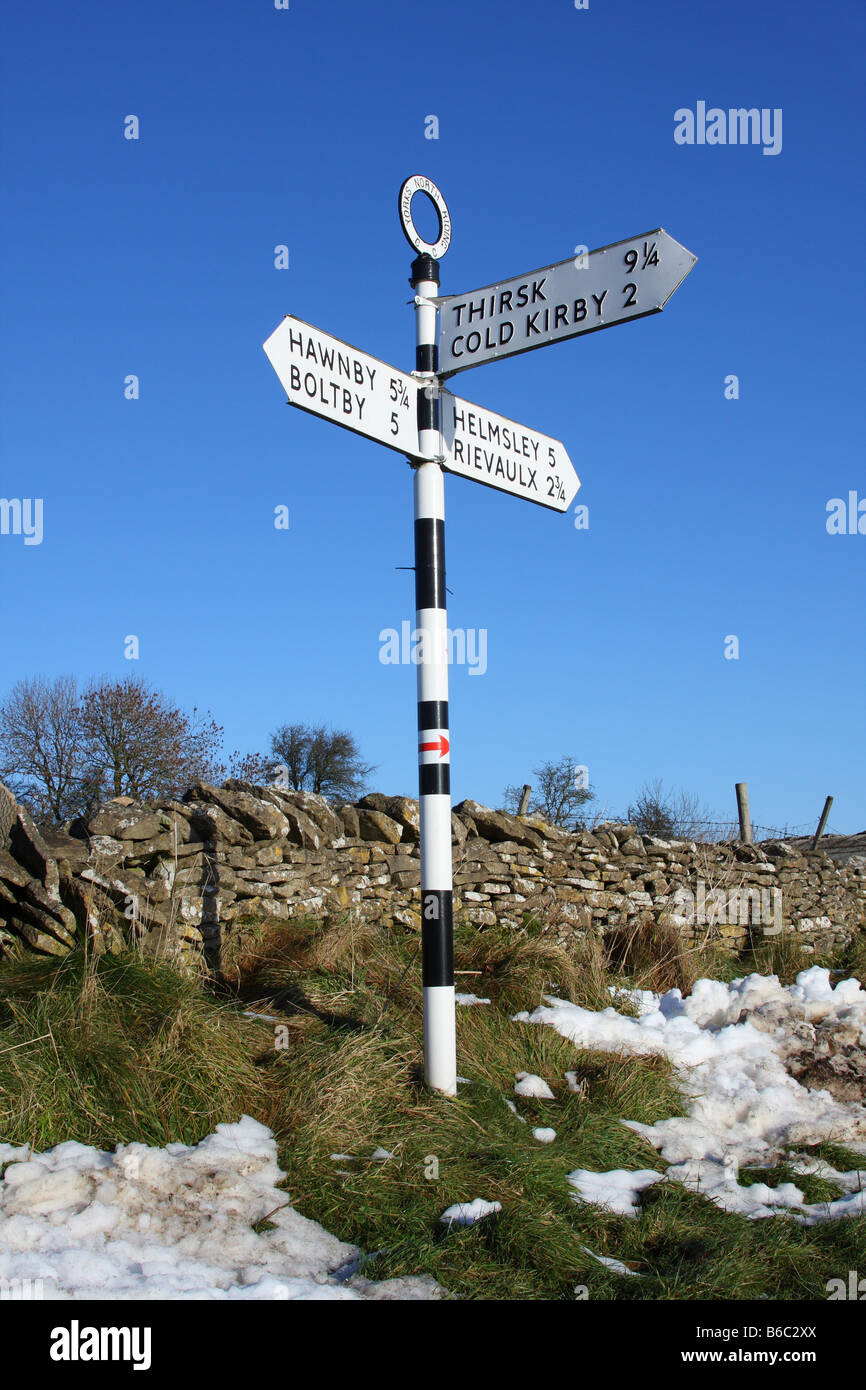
[224,914,377,989]
[221,912,425,1038]
[453,926,613,1015]
[568,933,614,1009]
[742,931,834,984]
[603,912,712,996]
[0,949,274,1151]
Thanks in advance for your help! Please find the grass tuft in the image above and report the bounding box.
[0,948,271,1150]
[739,932,834,984]
[602,913,730,996]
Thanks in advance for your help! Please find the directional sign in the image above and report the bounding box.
[418,734,450,758]
[435,229,697,375]
[438,389,579,513]
[263,315,425,457]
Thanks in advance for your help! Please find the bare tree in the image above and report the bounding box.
[80,676,224,801]
[268,722,310,791]
[503,755,595,830]
[223,749,275,785]
[1,673,374,820]
[0,676,89,822]
[627,779,713,840]
[270,722,374,801]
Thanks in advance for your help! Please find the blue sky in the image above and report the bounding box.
[1,0,863,832]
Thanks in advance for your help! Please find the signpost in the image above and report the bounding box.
[263,176,696,1097]
[435,229,697,375]
[405,203,457,1097]
[263,316,422,457]
[438,389,579,512]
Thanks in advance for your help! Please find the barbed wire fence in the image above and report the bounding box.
[573,813,843,844]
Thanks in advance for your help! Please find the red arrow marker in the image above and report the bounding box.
[418,734,450,758]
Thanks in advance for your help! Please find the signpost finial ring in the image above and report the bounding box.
[398,175,451,259]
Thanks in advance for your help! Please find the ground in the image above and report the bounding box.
[1,917,865,1300]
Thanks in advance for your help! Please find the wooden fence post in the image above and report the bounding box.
[517,784,531,816]
[811,795,833,851]
[735,783,753,844]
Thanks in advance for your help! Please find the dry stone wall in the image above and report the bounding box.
[0,779,864,962]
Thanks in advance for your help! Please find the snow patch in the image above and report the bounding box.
[440,1198,502,1227]
[0,1117,438,1299]
[582,1246,642,1276]
[514,1072,555,1099]
[567,1168,664,1217]
[517,967,866,1223]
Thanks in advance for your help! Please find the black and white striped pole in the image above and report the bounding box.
[399,176,456,1095]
